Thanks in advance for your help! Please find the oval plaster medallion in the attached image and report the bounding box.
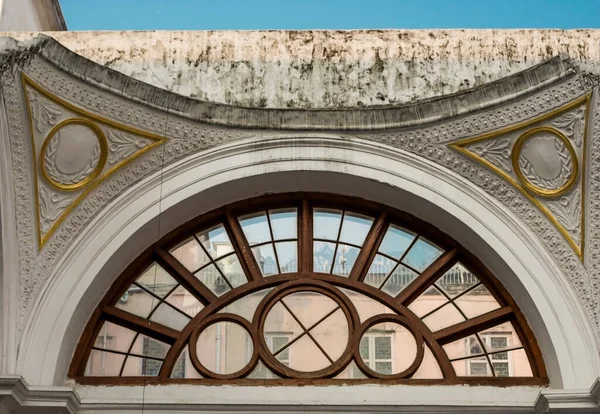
[40,118,108,190]
[512,127,578,197]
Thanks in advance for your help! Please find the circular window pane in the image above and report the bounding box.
[260,288,354,376]
[359,322,417,376]
[196,321,253,375]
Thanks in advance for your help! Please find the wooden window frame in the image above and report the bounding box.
[69,192,548,386]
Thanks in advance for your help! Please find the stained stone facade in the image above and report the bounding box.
[1,26,600,413]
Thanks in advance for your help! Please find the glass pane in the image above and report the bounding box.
[332,244,360,277]
[339,288,395,323]
[130,335,169,359]
[506,349,533,377]
[136,264,177,298]
[252,243,278,276]
[490,337,508,350]
[443,335,481,360]
[170,346,197,378]
[365,254,397,288]
[196,321,253,375]
[374,336,392,359]
[150,303,190,331]
[491,351,509,361]
[286,334,330,372]
[263,301,305,346]
[165,285,204,318]
[169,237,211,272]
[239,213,271,246]
[375,361,392,374]
[122,356,162,377]
[452,357,493,377]
[362,322,417,375]
[407,286,447,318]
[272,337,291,361]
[196,224,233,259]
[219,289,273,321]
[493,361,510,377]
[412,345,443,379]
[115,285,159,319]
[455,285,501,319]
[359,336,369,359]
[402,238,443,272]
[282,291,338,328]
[480,322,522,351]
[313,209,342,241]
[247,360,280,379]
[334,360,367,379]
[275,241,298,273]
[339,213,373,246]
[269,208,297,240]
[313,241,336,273]
[308,308,349,361]
[85,350,125,376]
[195,264,231,296]
[381,265,419,297]
[215,254,247,288]
[378,225,416,259]
[422,303,466,332]
[435,263,480,299]
[93,322,136,354]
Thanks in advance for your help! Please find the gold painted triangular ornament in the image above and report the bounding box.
[450,95,591,260]
[21,73,166,248]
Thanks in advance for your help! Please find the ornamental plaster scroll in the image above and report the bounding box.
[21,74,165,246]
[450,100,589,254]
[1,35,600,350]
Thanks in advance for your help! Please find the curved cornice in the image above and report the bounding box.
[0,34,589,130]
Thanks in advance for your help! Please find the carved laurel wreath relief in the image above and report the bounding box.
[1,39,599,351]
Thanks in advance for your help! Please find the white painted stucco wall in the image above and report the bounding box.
[5,30,600,108]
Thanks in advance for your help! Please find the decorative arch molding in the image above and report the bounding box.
[8,137,600,411]
[0,34,599,410]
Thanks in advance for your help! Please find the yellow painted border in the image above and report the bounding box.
[40,118,109,191]
[511,127,578,197]
[21,72,167,249]
[449,93,591,261]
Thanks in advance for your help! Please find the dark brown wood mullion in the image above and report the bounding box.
[350,212,387,281]
[396,248,459,305]
[419,282,483,320]
[154,248,217,306]
[459,249,546,378]
[225,212,262,282]
[299,199,313,273]
[119,332,140,376]
[475,333,498,377]
[132,281,194,320]
[265,211,282,274]
[328,211,346,274]
[272,305,340,358]
[279,300,333,364]
[433,307,513,345]
[102,307,179,345]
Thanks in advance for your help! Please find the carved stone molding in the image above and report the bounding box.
[21,74,166,246]
[449,98,590,257]
[0,35,599,352]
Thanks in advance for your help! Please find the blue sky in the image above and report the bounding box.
[60,0,600,31]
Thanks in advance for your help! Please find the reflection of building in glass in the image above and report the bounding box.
[77,201,540,384]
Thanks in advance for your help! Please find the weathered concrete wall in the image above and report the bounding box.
[4,30,600,108]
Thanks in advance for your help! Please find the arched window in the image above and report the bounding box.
[70,194,547,385]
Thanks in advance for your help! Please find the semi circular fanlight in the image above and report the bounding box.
[70,193,547,385]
